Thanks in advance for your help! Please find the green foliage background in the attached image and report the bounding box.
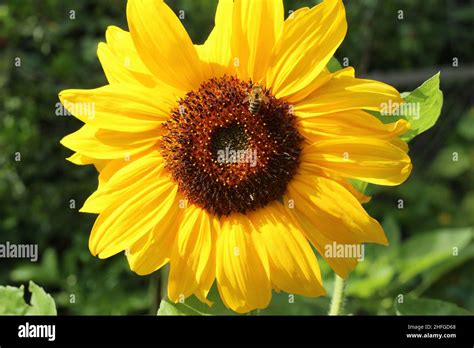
[0,0,473,315]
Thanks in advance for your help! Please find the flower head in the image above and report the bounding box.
[60,0,412,313]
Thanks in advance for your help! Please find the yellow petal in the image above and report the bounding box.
[168,206,216,304]
[216,214,271,313]
[93,161,109,173]
[104,26,154,76]
[301,137,412,186]
[295,68,403,116]
[59,83,177,132]
[284,69,333,105]
[195,0,234,77]
[97,42,156,87]
[286,175,387,277]
[330,176,372,204]
[89,177,179,258]
[81,151,165,213]
[291,209,359,278]
[127,204,184,275]
[61,124,159,160]
[66,153,109,173]
[195,216,220,304]
[231,0,284,82]
[267,0,346,100]
[295,165,372,204]
[127,0,211,91]
[248,202,325,297]
[298,110,410,142]
[66,153,95,165]
[95,155,147,188]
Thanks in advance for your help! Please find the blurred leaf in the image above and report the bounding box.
[396,297,471,315]
[450,6,474,21]
[0,281,56,315]
[398,228,473,283]
[425,260,474,312]
[461,193,474,224]
[430,145,470,179]
[413,244,474,296]
[10,248,60,286]
[383,214,402,249]
[457,108,474,140]
[327,56,342,72]
[347,266,395,299]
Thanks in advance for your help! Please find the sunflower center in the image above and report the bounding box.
[211,124,249,156]
[161,76,302,216]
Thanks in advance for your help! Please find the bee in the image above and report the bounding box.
[243,84,269,114]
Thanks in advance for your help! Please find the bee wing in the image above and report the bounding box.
[242,95,250,103]
[262,95,270,103]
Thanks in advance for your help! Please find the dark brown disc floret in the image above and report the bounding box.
[160,76,302,216]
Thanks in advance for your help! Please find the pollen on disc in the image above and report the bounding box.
[160,76,302,216]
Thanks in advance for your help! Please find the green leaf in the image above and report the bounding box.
[157,298,207,316]
[0,281,57,315]
[373,72,443,142]
[396,297,471,315]
[399,72,443,141]
[157,286,235,316]
[326,56,342,73]
[0,285,29,315]
[258,292,330,315]
[397,228,473,283]
[25,281,57,315]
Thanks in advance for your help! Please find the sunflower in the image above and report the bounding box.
[60,0,412,313]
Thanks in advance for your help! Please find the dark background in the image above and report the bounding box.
[1,0,473,315]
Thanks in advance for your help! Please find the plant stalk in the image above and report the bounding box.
[328,274,347,315]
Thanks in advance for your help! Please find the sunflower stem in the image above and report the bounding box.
[149,273,161,315]
[328,274,346,316]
